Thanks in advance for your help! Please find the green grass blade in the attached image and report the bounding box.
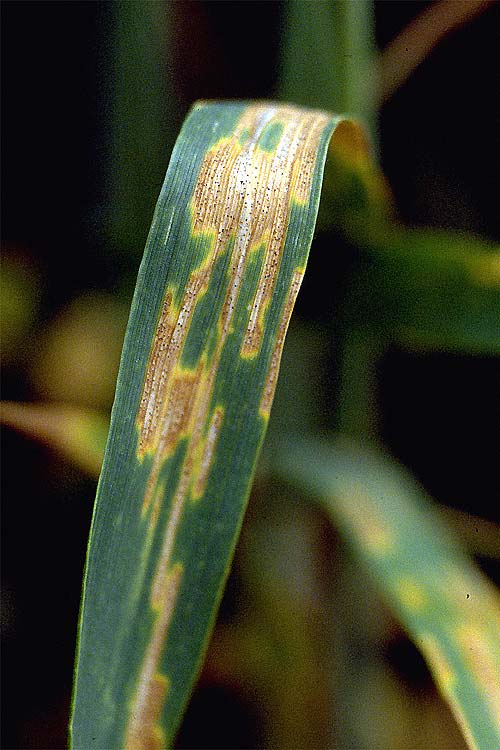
[110,0,174,261]
[279,0,376,131]
[319,123,500,355]
[344,227,500,354]
[71,102,358,749]
[274,436,500,750]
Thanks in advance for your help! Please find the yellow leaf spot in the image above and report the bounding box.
[334,484,395,555]
[193,406,224,499]
[396,576,426,612]
[191,103,329,358]
[418,632,455,689]
[259,269,304,417]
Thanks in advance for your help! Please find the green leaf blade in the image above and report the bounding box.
[71,101,349,749]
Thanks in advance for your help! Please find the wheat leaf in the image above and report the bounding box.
[70,101,361,749]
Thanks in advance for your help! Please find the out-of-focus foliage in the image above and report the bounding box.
[280,0,376,129]
[275,436,500,750]
[30,293,127,410]
[1,253,41,365]
[1,402,108,479]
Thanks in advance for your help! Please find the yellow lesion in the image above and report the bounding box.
[137,103,333,514]
[418,632,455,690]
[140,361,204,516]
[259,268,304,417]
[396,576,427,612]
[334,483,395,555]
[191,103,329,360]
[139,102,331,438]
[435,566,500,659]
[416,635,485,750]
[192,406,224,499]
[137,289,177,457]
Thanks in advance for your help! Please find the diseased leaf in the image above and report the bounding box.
[274,436,500,750]
[71,101,363,749]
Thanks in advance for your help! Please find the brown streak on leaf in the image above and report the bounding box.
[138,291,175,453]
[260,269,304,417]
[137,268,210,460]
[141,361,204,515]
[138,104,330,489]
[241,111,329,356]
[128,102,334,747]
[124,566,183,750]
[150,464,193,611]
[193,407,224,498]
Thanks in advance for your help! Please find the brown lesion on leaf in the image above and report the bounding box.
[128,104,334,744]
[124,565,183,750]
[259,269,304,418]
[193,406,224,499]
[137,267,211,460]
[138,103,331,480]
[239,108,330,357]
[141,361,204,516]
[137,290,175,453]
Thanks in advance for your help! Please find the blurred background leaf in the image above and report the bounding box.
[279,0,376,132]
[0,402,107,479]
[273,435,500,750]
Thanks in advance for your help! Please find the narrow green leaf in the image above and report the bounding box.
[71,102,365,749]
[110,0,174,260]
[319,121,500,355]
[274,436,500,750]
[346,228,500,354]
[279,0,376,132]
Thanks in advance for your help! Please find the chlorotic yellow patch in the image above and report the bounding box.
[335,483,395,555]
[418,632,455,690]
[396,576,427,612]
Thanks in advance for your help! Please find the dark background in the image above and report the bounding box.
[2,2,499,748]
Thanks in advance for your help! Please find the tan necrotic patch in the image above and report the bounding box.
[193,406,224,498]
[137,103,330,513]
[130,103,332,740]
[260,268,304,418]
[124,564,183,750]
